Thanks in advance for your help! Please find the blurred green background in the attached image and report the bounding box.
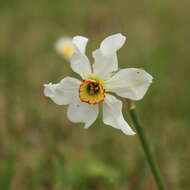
[0,0,189,189]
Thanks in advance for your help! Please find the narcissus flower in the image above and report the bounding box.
[55,36,88,59]
[44,34,153,135]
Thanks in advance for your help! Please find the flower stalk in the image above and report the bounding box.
[128,101,166,190]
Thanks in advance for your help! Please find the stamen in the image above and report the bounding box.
[79,79,105,104]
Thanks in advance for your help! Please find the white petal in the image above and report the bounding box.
[70,47,92,79]
[106,68,153,100]
[67,101,99,128]
[103,94,135,135]
[92,49,118,79]
[44,77,81,105]
[92,33,126,79]
[72,36,88,54]
[100,33,126,56]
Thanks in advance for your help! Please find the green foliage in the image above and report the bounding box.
[0,156,15,190]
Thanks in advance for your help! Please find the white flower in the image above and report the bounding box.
[45,33,153,135]
[55,36,88,59]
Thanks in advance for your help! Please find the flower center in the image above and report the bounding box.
[79,76,105,104]
[61,43,74,57]
[86,82,100,95]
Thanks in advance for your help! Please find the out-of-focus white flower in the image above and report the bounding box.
[45,33,153,135]
[55,36,88,59]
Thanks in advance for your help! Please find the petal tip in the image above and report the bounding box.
[100,33,127,55]
[72,35,88,54]
[43,82,52,87]
[84,125,90,129]
[84,121,93,129]
[122,129,136,135]
[129,131,136,135]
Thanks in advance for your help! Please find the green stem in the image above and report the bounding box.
[128,102,166,190]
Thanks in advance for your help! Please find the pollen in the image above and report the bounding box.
[79,77,106,104]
